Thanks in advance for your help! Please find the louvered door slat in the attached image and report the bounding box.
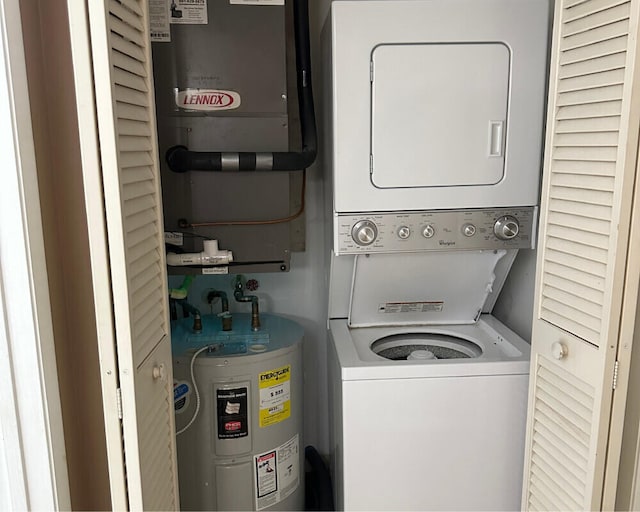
[546,226,609,253]
[119,119,151,137]
[109,15,145,47]
[86,0,178,509]
[121,165,154,184]
[564,0,628,22]
[546,236,608,264]
[559,68,625,92]
[113,68,148,93]
[559,50,626,78]
[111,34,146,65]
[111,0,143,16]
[109,2,144,31]
[547,210,611,234]
[543,273,605,304]
[549,197,612,220]
[120,150,152,168]
[549,185,613,207]
[117,102,150,123]
[557,99,622,119]
[122,179,154,201]
[556,115,620,132]
[555,130,619,145]
[115,86,149,108]
[563,2,630,36]
[122,193,154,217]
[549,173,614,191]
[562,19,628,51]
[545,260,605,291]
[111,48,146,77]
[560,35,627,66]
[126,208,156,232]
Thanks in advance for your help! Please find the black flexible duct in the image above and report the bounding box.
[304,445,334,511]
[166,0,317,173]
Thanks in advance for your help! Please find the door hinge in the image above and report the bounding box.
[369,154,373,174]
[116,387,123,419]
[370,61,374,82]
[613,360,619,390]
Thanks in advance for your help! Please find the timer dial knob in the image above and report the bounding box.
[494,215,520,240]
[422,224,435,239]
[351,220,378,246]
[397,226,411,239]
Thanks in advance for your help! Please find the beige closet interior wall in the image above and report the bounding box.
[19,0,111,508]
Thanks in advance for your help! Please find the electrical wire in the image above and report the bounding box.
[175,345,210,436]
[182,170,306,228]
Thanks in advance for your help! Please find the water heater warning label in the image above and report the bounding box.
[258,365,291,427]
[216,387,248,439]
[254,434,299,510]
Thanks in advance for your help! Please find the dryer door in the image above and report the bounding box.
[371,43,510,189]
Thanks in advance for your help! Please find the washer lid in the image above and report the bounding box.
[348,250,506,327]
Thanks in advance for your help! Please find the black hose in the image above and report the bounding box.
[304,445,334,511]
[166,0,317,173]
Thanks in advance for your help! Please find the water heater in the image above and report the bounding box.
[172,313,304,511]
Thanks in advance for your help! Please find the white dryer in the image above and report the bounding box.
[325,0,549,224]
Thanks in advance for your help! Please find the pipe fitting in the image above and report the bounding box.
[167,239,233,267]
[233,276,261,332]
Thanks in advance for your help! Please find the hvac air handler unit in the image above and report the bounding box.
[152,0,317,274]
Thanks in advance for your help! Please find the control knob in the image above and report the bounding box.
[462,223,476,237]
[422,224,435,239]
[494,215,520,241]
[351,220,378,246]
[397,226,411,240]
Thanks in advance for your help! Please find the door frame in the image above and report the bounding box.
[0,0,70,508]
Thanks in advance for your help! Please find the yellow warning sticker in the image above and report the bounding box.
[258,365,291,427]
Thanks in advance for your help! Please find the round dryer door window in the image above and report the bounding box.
[371,333,482,361]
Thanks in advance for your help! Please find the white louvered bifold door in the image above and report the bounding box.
[523,0,640,510]
[84,0,178,509]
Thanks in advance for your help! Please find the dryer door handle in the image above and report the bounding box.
[488,121,505,157]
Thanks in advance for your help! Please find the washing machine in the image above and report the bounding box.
[324,0,549,510]
[327,249,532,511]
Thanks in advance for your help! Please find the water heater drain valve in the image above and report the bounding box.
[167,240,233,267]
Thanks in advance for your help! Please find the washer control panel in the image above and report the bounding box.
[335,207,537,254]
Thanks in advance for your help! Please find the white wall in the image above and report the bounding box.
[493,249,537,342]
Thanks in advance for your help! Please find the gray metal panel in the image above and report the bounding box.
[154,0,288,118]
[153,0,305,272]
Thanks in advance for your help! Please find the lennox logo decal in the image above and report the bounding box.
[175,89,241,111]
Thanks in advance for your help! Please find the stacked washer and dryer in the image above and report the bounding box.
[323,0,549,510]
